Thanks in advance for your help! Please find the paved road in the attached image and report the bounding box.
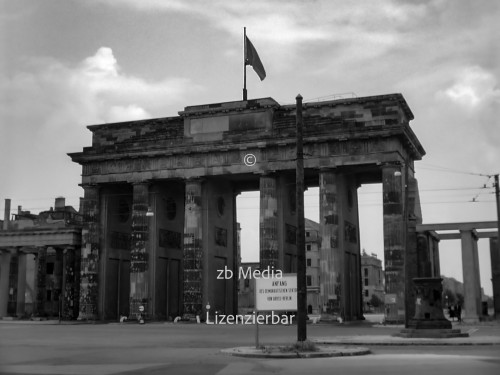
[1,322,499,374]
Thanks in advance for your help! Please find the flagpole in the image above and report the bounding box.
[243,27,247,101]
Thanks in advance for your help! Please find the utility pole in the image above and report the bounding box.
[495,174,500,238]
[495,174,500,272]
[494,174,500,319]
[296,94,307,342]
[243,27,247,101]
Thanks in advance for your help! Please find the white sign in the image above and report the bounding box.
[385,294,396,304]
[139,305,144,312]
[255,274,297,311]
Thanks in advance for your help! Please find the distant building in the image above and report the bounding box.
[237,262,259,313]
[361,249,384,312]
[305,218,321,314]
[0,197,82,319]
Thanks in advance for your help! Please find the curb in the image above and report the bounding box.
[221,345,371,359]
[313,337,500,346]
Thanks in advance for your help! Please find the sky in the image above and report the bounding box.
[0,0,498,296]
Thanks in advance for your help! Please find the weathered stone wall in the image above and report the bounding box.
[90,117,183,149]
[129,183,150,319]
[183,180,203,317]
[78,187,100,320]
[383,164,406,324]
[319,171,342,316]
[260,175,279,269]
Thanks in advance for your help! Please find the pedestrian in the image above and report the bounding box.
[456,303,462,322]
[449,305,455,321]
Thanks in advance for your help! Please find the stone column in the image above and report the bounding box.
[78,185,100,320]
[62,247,78,319]
[0,249,13,318]
[472,234,482,315]
[129,182,151,319]
[382,164,406,324]
[54,248,63,317]
[319,170,343,316]
[74,247,81,317]
[490,237,500,318]
[33,246,47,318]
[16,249,27,317]
[405,176,422,326]
[259,174,279,269]
[461,230,481,323]
[183,179,203,318]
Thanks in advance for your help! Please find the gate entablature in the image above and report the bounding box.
[69,93,424,185]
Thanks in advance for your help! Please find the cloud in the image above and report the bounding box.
[0,47,203,205]
[86,0,433,58]
[443,66,500,108]
[81,47,119,78]
[81,1,452,84]
[107,105,150,123]
[1,47,202,131]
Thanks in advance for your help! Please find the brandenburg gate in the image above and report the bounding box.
[69,94,425,323]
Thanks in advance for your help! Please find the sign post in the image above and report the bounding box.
[254,274,298,348]
[295,94,307,342]
[255,310,259,348]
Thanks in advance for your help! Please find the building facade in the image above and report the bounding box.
[361,250,384,312]
[305,219,321,314]
[0,198,82,319]
[237,262,259,313]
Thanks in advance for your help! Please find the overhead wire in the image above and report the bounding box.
[1,163,497,213]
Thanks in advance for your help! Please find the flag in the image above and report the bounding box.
[245,36,266,81]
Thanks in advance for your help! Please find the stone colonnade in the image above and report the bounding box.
[0,169,415,321]
[417,222,499,323]
[0,166,421,323]
[258,166,406,322]
[0,245,80,319]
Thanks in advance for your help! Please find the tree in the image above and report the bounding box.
[443,288,456,306]
[369,294,383,308]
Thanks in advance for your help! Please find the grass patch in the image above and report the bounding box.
[260,340,319,353]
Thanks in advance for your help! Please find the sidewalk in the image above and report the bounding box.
[2,316,499,346]
[313,332,500,346]
[312,319,500,346]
